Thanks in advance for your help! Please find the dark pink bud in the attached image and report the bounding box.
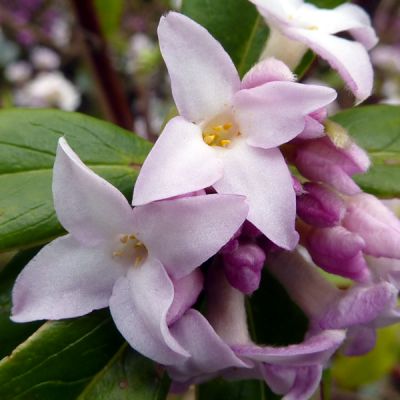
[223,243,266,294]
[297,183,345,227]
[307,226,370,282]
[295,138,370,195]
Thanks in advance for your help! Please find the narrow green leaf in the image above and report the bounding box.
[181,0,268,76]
[294,50,315,79]
[0,310,124,400]
[0,249,42,359]
[79,343,170,400]
[332,105,400,197]
[0,109,152,252]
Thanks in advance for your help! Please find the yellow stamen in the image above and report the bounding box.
[203,134,216,145]
[113,251,122,257]
[308,25,318,30]
[212,125,224,132]
[134,241,143,248]
[223,123,233,130]
[134,255,143,267]
[120,235,128,243]
[129,234,136,240]
[220,139,231,147]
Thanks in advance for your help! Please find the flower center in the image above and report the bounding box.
[112,234,148,268]
[202,116,240,148]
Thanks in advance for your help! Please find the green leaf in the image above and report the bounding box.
[198,378,280,400]
[0,249,42,359]
[181,0,268,76]
[0,109,152,252]
[332,105,400,198]
[0,310,125,400]
[78,344,170,400]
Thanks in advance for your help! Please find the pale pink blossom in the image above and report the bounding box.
[250,0,378,102]
[133,12,336,250]
[12,137,248,366]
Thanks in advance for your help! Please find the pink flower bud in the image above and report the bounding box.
[307,226,370,281]
[343,193,400,259]
[294,138,370,195]
[297,183,345,227]
[223,243,266,294]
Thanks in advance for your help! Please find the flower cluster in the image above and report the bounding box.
[11,2,400,400]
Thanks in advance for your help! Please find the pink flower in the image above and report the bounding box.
[11,138,249,366]
[250,0,378,102]
[133,12,336,250]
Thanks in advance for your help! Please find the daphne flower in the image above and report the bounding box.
[11,138,249,365]
[133,12,336,250]
[250,0,378,102]
[168,266,345,400]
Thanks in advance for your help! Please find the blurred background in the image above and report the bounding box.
[0,1,399,399]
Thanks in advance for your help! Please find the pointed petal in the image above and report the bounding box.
[285,29,373,102]
[109,257,189,365]
[232,329,345,366]
[214,142,298,250]
[168,309,249,383]
[132,117,222,206]
[234,81,336,149]
[158,12,240,123]
[54,138,134,245]
[295,3,377,45]
[133,193,249,278]
[12,235,122,322]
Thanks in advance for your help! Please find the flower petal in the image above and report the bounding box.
[318,282,398,329]
[158,12,240,123]
[285,29,373,103]
[12,235,122,322]
[54,138,134,245]
[282,366,322,400]
[168,309,250,383]
[232,329,345,366]
[133,193,249,278]
[109,257,189,365]
[343,326,376,356]
[241,58,294,90]
[167,269,204,325]
[214,142,298,250]
[295,3,377,43]
[234,81,336,149]
[132,117,222,206]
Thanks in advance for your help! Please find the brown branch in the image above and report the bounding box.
[69,0,134,130]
